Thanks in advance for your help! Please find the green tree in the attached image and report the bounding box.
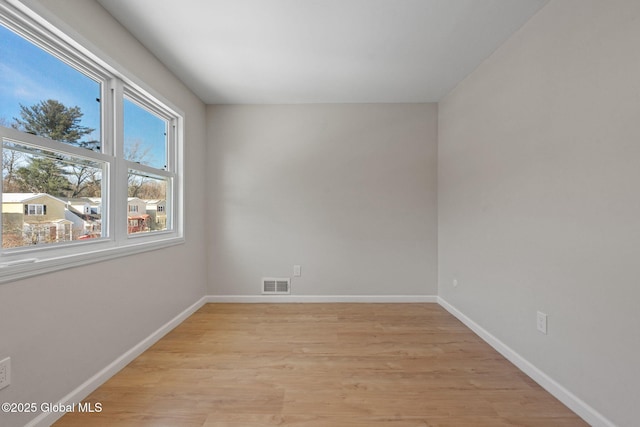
[13,99,97,149]
[15,157,71,197]
[11,100,101,197]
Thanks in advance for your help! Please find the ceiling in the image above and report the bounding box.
[97,0,548,105]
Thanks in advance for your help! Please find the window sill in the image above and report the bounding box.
[0,236,184,285]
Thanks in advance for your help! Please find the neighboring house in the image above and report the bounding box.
[66,198,91,216]
[2,193,74,246]
[145,199,167,231]
[64,198,102,238]
[127,197,150,233]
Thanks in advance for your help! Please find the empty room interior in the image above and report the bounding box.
[0,0,638,426]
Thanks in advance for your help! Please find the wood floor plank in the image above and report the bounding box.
[54,304,587,426]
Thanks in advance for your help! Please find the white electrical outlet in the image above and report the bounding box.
[536,311,548,335]
[452,278,458,287]
[293,265,301,277]
[0,357,11,390]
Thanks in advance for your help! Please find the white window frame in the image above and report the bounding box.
[123,87,178,238]
[0,1,184,284]
[26,204,45,216]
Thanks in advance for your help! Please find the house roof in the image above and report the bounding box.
[63,198,92,204]
[128,214,150,220]
[2,193,41,203]
[63,197,102,207]
[66,206,101,221]
[2,193,66,204]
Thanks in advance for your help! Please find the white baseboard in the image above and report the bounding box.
[437,297,614,427]
[25,296,208,427]
[206,294,438,303]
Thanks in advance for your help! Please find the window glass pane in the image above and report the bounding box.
[124,98,167,170]
[127,171,168,234]
[0,24,101,151]
[2,140,104,248]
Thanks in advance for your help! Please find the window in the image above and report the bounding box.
[26,204,46,216]
[2,138,106,248]
[124,94,175,236]
[0,22,101,150]
[127,172,170,234]
[0,2,183,281]
[124,97,167,170]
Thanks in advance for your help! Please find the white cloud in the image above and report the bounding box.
[0,62,61,103]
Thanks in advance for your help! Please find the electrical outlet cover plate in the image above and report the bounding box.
[0,357,10,390]
[536,311,548,334]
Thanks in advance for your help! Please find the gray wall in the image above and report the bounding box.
[0,1,207,426]
[207,104,438,297]
[3,0,637,426]
[438,1,640,425]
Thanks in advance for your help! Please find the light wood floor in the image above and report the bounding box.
[55,304,587,426]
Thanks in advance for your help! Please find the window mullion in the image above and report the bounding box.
[124,162,174,179]
[168,119,177,231]
[0,127,112,163]
[112,78,127,245]
[101,79,115,242]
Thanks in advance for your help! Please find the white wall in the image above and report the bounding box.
[207,104,437,297]
[0,1,207,426]
[438,1,640,425]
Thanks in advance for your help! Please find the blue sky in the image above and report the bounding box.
[124,98,167,170]
[0,24,166,169]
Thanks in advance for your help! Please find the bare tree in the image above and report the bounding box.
[2,149,23,192]
[0,117,22,191]
[125,138,154,165]
[67,164,102,197]
[125,139,156,197]
[129,177,165,199]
